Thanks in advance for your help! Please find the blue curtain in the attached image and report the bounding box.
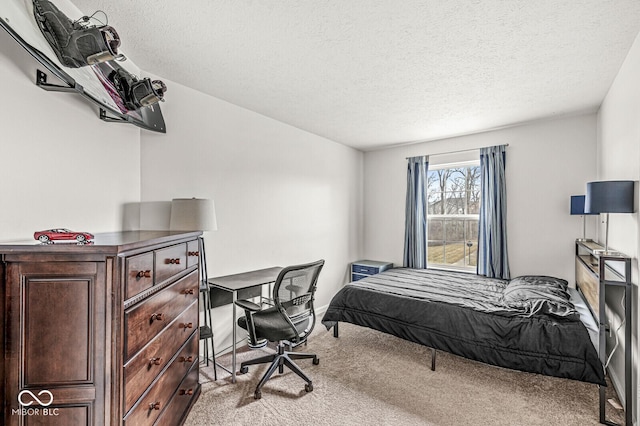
[403,156,429,268]
[477,145,510,279]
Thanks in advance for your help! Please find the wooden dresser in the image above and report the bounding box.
[0,231,202,425]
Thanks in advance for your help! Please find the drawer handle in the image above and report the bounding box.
[150,313,164,322]
[188,251,199,257]
[136,270,151,279]
[179,355,194,363]
[179,388,194,396]
[165,258,181,265]
[180,322,193,329]
[149,357,162,366]
[182,288,195,295]
[148,401,161,411]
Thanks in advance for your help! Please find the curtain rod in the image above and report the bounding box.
[405,143,509,159]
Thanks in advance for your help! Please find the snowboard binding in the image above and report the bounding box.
[32,0,122,68]
[109,68,167,110]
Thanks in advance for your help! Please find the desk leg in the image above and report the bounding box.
[232,292,237,384]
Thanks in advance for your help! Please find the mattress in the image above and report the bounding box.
[322,268,605,385]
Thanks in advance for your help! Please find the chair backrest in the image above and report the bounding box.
[273,259,325,345]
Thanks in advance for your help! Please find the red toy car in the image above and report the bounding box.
[34,228,95,243]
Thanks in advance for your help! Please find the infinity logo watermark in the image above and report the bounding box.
[12,390,59,417]
[18,390,54,406]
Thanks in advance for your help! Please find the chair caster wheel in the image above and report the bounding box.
[305,383,313,393]
[240,366,248,374]
[254,390,262,399]
[312,357,319,365]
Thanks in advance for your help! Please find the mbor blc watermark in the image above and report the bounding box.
[11,390,59,417]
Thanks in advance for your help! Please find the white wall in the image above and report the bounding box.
[363,113,597,282]
[0,28,141,241]
[597,29,640,422]
[139,78,363,352]
[0,21,363,355]
[1,23,362,364]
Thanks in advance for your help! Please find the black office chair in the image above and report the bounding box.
[235,259,325,399]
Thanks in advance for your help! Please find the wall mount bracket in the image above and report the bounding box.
[35,69,75,92]
[99,108,128,124]
[37,69,126,125]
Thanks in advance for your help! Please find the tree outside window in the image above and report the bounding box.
[427,165,480,270]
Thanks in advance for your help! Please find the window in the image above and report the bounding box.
[427,162,480,270]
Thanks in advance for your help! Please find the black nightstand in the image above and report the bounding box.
[351,260,393,281]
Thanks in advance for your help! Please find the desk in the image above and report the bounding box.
[208,266,282,383]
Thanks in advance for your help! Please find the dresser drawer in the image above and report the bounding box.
[154,364,199,426]
[123,300,199,412]
[124,270,198,360]
[125,252,154,299]
[186,240,200,269]
[123,334,198,426]
[155,243,187,285]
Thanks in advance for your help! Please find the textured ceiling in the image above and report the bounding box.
[72,1,640,150]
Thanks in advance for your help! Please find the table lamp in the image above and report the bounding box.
[585,181,635,255]
[169,197,217,289]
[169,197,217,281]
[170,198,217,232]
[170,198,218,371]
[570,195,597,242]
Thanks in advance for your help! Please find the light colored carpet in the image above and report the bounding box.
[186,322,624,426]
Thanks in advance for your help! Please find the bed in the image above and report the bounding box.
[321,267,605,385]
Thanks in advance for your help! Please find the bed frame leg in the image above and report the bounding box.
[333,322,339,338]
[430,348,436,371]
[599,384,619,426]
[599,385,606,424]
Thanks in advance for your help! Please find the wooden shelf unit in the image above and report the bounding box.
[575,240,632,426]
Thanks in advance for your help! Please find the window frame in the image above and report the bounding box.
[426,159,480,272]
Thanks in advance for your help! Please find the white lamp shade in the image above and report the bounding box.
[169,198,217,231]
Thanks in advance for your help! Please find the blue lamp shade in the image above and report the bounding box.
[570,195,597,215]
[585,181,635,214]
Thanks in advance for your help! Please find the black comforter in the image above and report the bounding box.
[322,268,605,385]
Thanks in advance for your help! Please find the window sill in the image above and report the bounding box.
[427,264,476,274]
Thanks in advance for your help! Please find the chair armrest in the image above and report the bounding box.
[234,299,262,347]
[234,299,261,312]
